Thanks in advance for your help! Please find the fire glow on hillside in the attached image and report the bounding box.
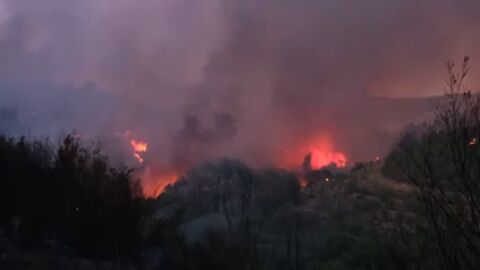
[119,132,347,198]
[140,168,181,198]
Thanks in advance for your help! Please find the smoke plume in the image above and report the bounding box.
[0,0,479,173]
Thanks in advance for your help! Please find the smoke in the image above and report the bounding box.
[0,0,479,171]
[172,113,237,169]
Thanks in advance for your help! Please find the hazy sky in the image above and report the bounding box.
[0,0,479,169]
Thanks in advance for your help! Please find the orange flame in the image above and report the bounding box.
[309,148,347,169]
[116,132,149,164]
[142,171,180,198]
[116,131,181,197]
[129,139,148,164]
[130,139,148,153]
[280,135,348,169]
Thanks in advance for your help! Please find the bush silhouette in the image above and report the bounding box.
[0,135,144,261]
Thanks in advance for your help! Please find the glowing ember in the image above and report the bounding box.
[299,178,309,188]
[469,138,477,146]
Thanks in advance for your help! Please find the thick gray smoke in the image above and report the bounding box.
[0,0,479,175]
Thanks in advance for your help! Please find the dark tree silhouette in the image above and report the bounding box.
[0,134,144,263]
[387,57,480,269]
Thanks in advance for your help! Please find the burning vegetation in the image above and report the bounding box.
[124,134,181,196]
[0,0,477,266]
[116,131,149,164]
[115,128,349,197]
[141,168,181,198]
[2,63,480,269]
[280,135,348,170]
[130,139,148,164]
[138,134,348,197]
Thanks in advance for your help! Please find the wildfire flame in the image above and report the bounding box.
[119,132,347,197]
[116,132,149,164]
[130,139,148,153]
[141,170,180,198]
[130,139,148,164]
[309,148,347,169]
[116,131,181,197]
[280,135,348,170]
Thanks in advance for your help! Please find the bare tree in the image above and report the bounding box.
[392,56,480,269]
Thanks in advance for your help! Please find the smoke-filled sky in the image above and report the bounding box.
[0,0,479,171]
